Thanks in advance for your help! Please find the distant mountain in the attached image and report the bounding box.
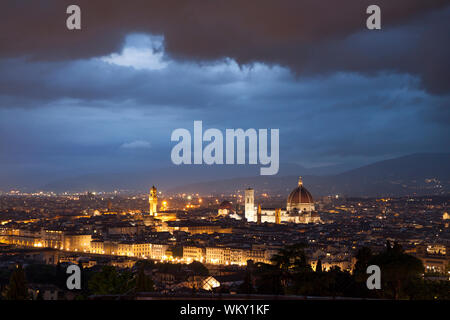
[40,161,349,193]
[167,153,450,197]
[328,153,450,196]
[39,153,450,197]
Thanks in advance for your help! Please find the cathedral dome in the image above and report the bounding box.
[287,177,313,205]
[286,177,315,213]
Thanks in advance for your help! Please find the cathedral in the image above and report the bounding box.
[244,177,321,224]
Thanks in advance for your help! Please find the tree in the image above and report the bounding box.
[135,265,154,292]
[5,264,28,300]
[267,243,312,294]
[392,242,403,254]
[188,261,209,276]
[316,259,323,273]
[353,246,373,281]
[271,243,310,272]
[36,290,44,300]
[134,260,154,270]
[55,262,66,288]
[370,244,424,299]
[171,246,183,258]
[88,266,134,295]
[254,266,284,295]
[238,271,254,294]
[386,240,392,251]
[25,264,58,286]
[406,279,450,300]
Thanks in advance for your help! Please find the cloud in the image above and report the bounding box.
[101,35,168,70]
[120,140,151,149]
[0,1,449,188]
[0,1,449,93]
[102,47,167,70]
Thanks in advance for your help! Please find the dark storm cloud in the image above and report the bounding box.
[0,59,447,163]
[1,0,449,94]
[0,56,258,110]
[0,58,448,189]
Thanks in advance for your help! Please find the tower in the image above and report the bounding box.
[245,188,256,222]
[257,204,262,224]
[149,185,158,216]
[275,208,281,224]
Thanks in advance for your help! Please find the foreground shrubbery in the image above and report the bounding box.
[238,241,449,300]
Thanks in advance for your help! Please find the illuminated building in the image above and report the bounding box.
[426,244,447,255]
[204,245,275,266]
[217,200,233,217]
[310,259,355,273]
[0,227,91,252]
[117,242,151,257]
[132,242,152,258]
[183,246,205,262]
[206,247,229,265]
[151,243,169,260]
[416,245,449,274]
[149,185,158,216]
[117,242,134,256]
[230,248,246,265]
[161,200,168,211]
[62,234,91,252]
[176,225,232,235]
[90,240,105,254]
[182,276,220,291]
[275,208,281,224]
[146,186,179,222]
[217,200,242,220]
[244,177,321,224]
[155,211,177,222]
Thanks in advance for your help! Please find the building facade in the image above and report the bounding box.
[244,177,321,224]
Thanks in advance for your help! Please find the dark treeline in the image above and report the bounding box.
[237,241,449,300]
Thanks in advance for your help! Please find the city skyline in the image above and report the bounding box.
[0,1,449,304]
[1,181,448,300]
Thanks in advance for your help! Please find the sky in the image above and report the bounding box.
[0,1,449,190]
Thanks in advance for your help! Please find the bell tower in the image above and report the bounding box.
[245,188,256,222]
[149,185,158,216]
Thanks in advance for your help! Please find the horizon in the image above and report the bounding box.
[2,152,448,197]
